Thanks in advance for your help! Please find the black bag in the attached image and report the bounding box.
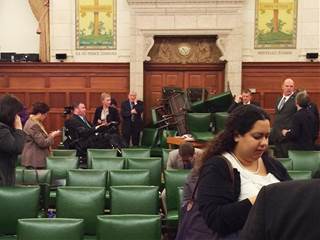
[175,157,239,240]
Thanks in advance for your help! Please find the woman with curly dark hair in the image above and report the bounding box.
[21,102,60,169]
[196,105,291,238]
[0,94,25,186]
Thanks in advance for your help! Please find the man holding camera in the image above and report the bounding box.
[121,91,144,146]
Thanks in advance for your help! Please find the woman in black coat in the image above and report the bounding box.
[0,94,25,186]
[197,105,291,238]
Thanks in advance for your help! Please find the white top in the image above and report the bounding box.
[223,152,280,201]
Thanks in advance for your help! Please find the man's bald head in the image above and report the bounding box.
[282,78,295,96]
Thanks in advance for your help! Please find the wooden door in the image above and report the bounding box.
[144,63,225,125]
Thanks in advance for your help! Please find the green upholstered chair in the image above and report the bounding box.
[15,169,51,214]
[140,128,159,147]
[97,215,161,240]
[287,170,312,180]
[91,157,125,171]
[186,113,214,141]
[162,149,171,171]
[126,157,162,187]
[51,149,77,157]
[87,149,118,168]
[15,169,51,185]
[0,186,40,236]
[121,148,151,158]
[164,170,190,224]
[56,187,105,235]
[66,169,107,187]
[288,150,320,177]
[205,91,233,113]
[109,170,150,187]
[213,112,229,134]
[190,100,207,113]
[276,158,293,170]
[46,156,78,208]
[46,156,78,184]
[110,186,159,214]
[159,130,177,149]
[17,218,84,240]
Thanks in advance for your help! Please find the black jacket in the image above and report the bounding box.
[121,100,144,128]
[0,122,25,186]
[270,94,297,143]
[92,106,120,126]
[227,101,260,113]
[64,114,96,149]
[197,154,291,236]
[284,108,317,150]
[241,180,320,240]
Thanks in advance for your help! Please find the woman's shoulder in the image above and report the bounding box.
[202,155,231,173]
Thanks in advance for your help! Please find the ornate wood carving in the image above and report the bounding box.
[147,36,223,64]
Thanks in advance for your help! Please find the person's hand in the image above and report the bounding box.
[97,119,102,124]
[282,129,290,136]
[131,108,137,114]
[248,195,257,205]
[14,115,23,130]
[50,130,61,138]
[95,122,107,130]
[235,94,242,103]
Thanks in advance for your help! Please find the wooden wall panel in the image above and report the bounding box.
[242,62,320,124]
[0,63,130,147]
[144,63,225,125]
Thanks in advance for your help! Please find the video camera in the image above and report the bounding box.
[63,106,74,115]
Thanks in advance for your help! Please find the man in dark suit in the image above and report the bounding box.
[64,102,106,156]
[121,91,144,146]
[240,180,320,240]
[227,89,260,113]
[282,90,317,151]
[269,78,297,157]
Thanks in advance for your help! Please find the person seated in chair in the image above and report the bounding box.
[93,92,120,129]
[167,142,203,170]
[64,101,107,156]
[227,89,260,113]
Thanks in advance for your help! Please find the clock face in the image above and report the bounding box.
[178,45,191,56]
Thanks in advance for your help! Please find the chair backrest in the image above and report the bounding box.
[276,158,293,170]
[67,169,107,187]
[213,112,229,133]
[287,170,313,180]
[162,149,171,170]
[205,91,233,113]
[289,150,320,176]
[46,156,78,184]
[126,157,162,187]
[56,186,105,235]
[109,170,150,187]
[17,218,84,240]
[140,128,159,147]
[91,157,125,171]
[51,149,77,157]
[159,130,177,148]
[186,113,211,132]
[87,149,118,168]
[110,186,159,214]
[164,170,190,212]
[97,215,161,240]
[121,148,151,158]
[15,169,51,185]
[0,186,40,235]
